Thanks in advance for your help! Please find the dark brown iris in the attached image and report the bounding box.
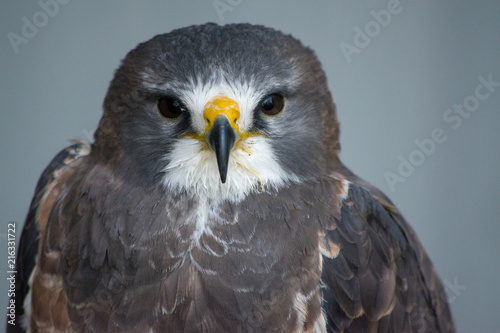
[259,93,284,116]
[158,97,186,119]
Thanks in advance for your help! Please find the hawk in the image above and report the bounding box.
[8,23,455,332]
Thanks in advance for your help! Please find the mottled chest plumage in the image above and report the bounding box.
[49,174,339,332]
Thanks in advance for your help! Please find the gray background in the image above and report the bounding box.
[1,1,499,331]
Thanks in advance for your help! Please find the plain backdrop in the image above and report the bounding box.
[1,1,499,331]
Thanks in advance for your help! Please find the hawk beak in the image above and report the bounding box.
[204,96,240,184]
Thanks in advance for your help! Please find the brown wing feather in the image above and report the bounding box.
[6,142,90,333]
[321,171,455,332]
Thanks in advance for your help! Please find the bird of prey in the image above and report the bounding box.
[8,23,455,332]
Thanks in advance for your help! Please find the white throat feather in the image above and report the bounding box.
[162,136,300,202]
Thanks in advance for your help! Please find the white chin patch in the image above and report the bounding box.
[162,136,299,202]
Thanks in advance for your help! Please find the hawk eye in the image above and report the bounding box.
[259,93,284,116]
[157,97,186,119]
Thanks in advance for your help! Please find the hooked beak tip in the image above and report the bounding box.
[207,116,236,184]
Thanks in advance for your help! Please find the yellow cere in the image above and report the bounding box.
[185,95,260,145]
[203,95,240,132]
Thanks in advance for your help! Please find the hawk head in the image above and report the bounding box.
[92,23,339,202]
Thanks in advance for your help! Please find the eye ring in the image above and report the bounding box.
[258,93,284,116]
[157,97,186,119]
